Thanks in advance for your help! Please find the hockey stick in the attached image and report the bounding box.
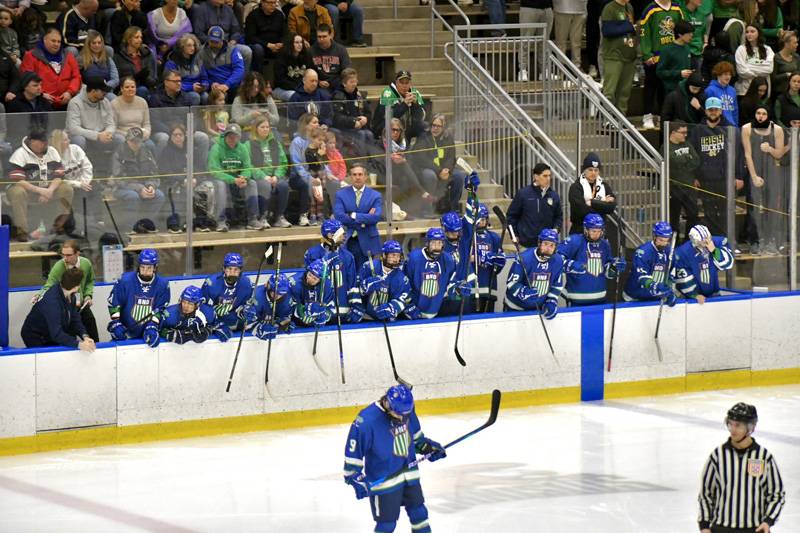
[363,389,502,489]
[508,225,557,362]
[311,261,330,377]
[487,205,509,313]
[367,251,412,388]
[103,199,126,247]
[653,232,677,363]
[607,215,625,372]
[456,157,482,302]
[331,253,346,385]
[226,244,273,392]
[265,242,284,385]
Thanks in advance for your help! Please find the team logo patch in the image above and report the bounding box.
[747,459,764,477]
[653,264,666,284]
[421,272,440,298]
[699,261,711,285]
[132,296,154,322]
[532,273,550,297]
[587,247,603,277]
[370,287,389,308]
[391,423,410,458]
[547,198,553,206]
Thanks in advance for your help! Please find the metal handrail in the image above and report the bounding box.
[431,0,470,58]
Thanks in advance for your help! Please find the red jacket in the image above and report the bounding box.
[20,48,82,109]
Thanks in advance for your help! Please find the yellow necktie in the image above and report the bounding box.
[355,188,362,207]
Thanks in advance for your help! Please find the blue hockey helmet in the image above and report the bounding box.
[180,285,204,304]
[583,213,605,230]
[652,221,673,239]
[321,218,343,237]
[266,273,290,297]
[386,384,414,416]
[382,240,403,255]
[440,212,463,233]
[223,252,244,269]
[307,259,326,280]
[138,248,159,266]
[538,228,559,244]
[426,227,445,243]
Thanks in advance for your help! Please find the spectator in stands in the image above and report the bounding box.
[150,70,209,163]
[288,68,333,125]
[735,24,775,97]
[384,117,436,218]
[553,0,587,70]
[704,60,739,125]
[758,0,784,49]
[0,6,21,67]
[248,115,292,228]
[0,36,19,99]
[77,30,119,98]
[661,71,707,124]
[34,239,99,341]
[50,129,93,194]
[114,26,158,99]
[666,121,700,244]
[231,72,280,132]
[288,0,333,46]
[331,67,376,159]
[199,25,245,101]
[680,0,709,72]
[147,0,192,64]
[191,0,253,71]
[325,130,346,181]
[657,20,695,95]
[110,0,148,50]
[322,0,365,47]
[772,31,800,97]
[724,0,758,52]
[21,267,95,351]
[517,0,553,81]
[201,87,230,138]
[411,113,465,215]
[639,0,683,130]
[66,76,122,153]
[156,123,187,183]
[310,23,350,91]
[208,123,266,231]
[774,71,800,126]
[164,33,208,103]
[6,129,70,242]
[15,6,45,53]
[20,27,81,110]
[56,0,100,55]
[600,0,637,117]
[334,162,381,267]
[372,69,426,141]
[111,126,165,233]
[273,32,312,101]
[112,77,152,150]
[739,76,770,125]
[289,112,320,226]
[711,0,739,37]
[5,72,52,133]
[702,31,737,82]
[567,152,616,234]
[245,0,286,75]
[506,162,563,248]
[482,0,507,38]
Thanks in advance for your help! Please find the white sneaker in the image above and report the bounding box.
[247,218,266,230]
[298,213,310,226]
[259,216,272,229]
[274,216,292,228]
[642,114,655,130]
[517,69,528,82]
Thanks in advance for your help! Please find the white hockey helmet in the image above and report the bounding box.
[688,225,711,249]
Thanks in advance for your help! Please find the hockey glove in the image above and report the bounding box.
[308,302,330,326]
[464,171,480,191]
[254,321,278,341]
[346,306,364,324]
[213,324,232,343]
[664,291,677,308]
[404,304,422,320]
[186,316,206,336]
[486,251,506,269]
[542,298,559,320]
[417,438,447,462]
[607,257,627,277]
[323,251,342,267]
[361,276,386,294]
[108,320,127,341]
[455,280,473,298]
[143,323,160,348]
[241,303,259,324]
[374,302,398,321]
[519,287,545,307]
[648,282,671,298]
[566,259,586,274]
[344,473,369,500]
[164,328,188,345]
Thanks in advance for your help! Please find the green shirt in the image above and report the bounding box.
[712,0,738,19]
[39,256,95,300]
[678,2,708,56]
[601,0,638,62]
[657,42,693,92]
[639,2,685,61]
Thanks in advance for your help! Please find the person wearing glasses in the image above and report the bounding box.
[150,69,209,165]
[666,121,700,244]
[32,239,99,342]
[245,0,287,75]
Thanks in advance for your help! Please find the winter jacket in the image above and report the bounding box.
[287,3,334,44]
[148,87,196,134]
[208,135,253,183]
[0,52,18,98]
[332,86,371,130]
[774,92,800,127]
[77,55,120,92]
[506,184,563,248]
[704,79,739,126]
[372,82,426,138]
[66,87,116,141]
[198,41,245,89]
[247,132,289,180]
[114,45,158,90]
[7,137,65,185]
[55,7,101,49]
[5,92,52,134]
[689,115,745,182]
[59,144,93,189]
[274,48,312,91]
[21,284,86,348]
[567,175,616,233]
[411,131,456,174]
[164,49,208,93]
[157,140,186,185]
[661,79,706,124]
[111,141,159,190]
[109,7,148,50]
[288,85,333,124]
[244,7,286,52]
[191,1,243,44]
[20,44,81,108]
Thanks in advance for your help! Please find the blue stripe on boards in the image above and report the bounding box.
[581,307,604,401]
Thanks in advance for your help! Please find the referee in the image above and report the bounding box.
[698,403,785,533]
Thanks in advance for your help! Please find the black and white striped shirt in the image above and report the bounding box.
[698,438,785,529]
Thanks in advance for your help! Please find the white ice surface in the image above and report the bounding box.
[0,385,798,533]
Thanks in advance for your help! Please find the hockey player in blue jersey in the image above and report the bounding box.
[344,384,445,533]
[107,249,171,347]
[504,228,564,319]
[471,202,506,312]
[201,253,252,341]
[304,219,364,323]
[291,259,336,327]
[403,228,470,320]
[359,240,411,321]
[557,214,627,306]
[438,211,472,316]
[160,286,218,344]
[672,224,735,303]
[623,221,677,306]
[241,273,295,340]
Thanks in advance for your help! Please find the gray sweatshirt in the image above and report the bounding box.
[66,86,116,141]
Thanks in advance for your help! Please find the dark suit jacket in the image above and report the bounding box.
[334,185,382,257]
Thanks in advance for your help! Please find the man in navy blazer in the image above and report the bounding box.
[334,163,382,268]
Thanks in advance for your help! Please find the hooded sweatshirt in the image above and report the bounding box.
[207,134,253,184]
[703,79,739,125]
[661,78,706,123]
[66,86,116,141]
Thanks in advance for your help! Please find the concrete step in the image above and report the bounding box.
[408,70,454,85]
[361,43,446,59]
[362,5,432,18]
[369,30,452,46]
[365,17,444,33]
[395,57,453,71]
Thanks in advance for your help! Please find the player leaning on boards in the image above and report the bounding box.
[504,228,564,319]
[201,253,252,340]
[159,286,220,345]
[672,224,735,304]
[344,384,445,533]
[698,403,785,533]
[623,221,678,306]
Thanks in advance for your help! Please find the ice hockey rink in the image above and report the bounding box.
[0,385,797,533]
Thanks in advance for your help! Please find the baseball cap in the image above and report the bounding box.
[85,76,110,93]
[705,97,722,110]
[126,127,144,142]
[224,123,242,137]
[208,26,225,43]
[395,70,412,81]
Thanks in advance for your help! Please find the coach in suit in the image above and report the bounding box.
[334,163,382,268]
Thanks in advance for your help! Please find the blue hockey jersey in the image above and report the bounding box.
[160,302,217,331]
[290,274,335,327]
[107,272,171,337]
[304,244,361,314]
[474,230,503,294]
[504,249,565,311]
[557,234,614,305]
[358,259,411,321]
[344,402,426,495]
[201,272,252,328]
[623,241,673,301]
[672,237,734,298]
[403,248,458,319]
[250,283,295,327]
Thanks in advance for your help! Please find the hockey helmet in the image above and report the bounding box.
[266,273,290,297]
[382,239,403,268]
[223,252,244,269]
[440,212,463,233]
[583,213,605,230]
[726,402,758,425]
[386,384,414,416]
[538,228,559,244]
[426,227,445,243]
[180,285,204,305]
[652,221,673,239]
[688,225,711,249]
[321,218,343,238]
[138,248,159,266]
[475,203,490,232]
[307,259,326,280]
